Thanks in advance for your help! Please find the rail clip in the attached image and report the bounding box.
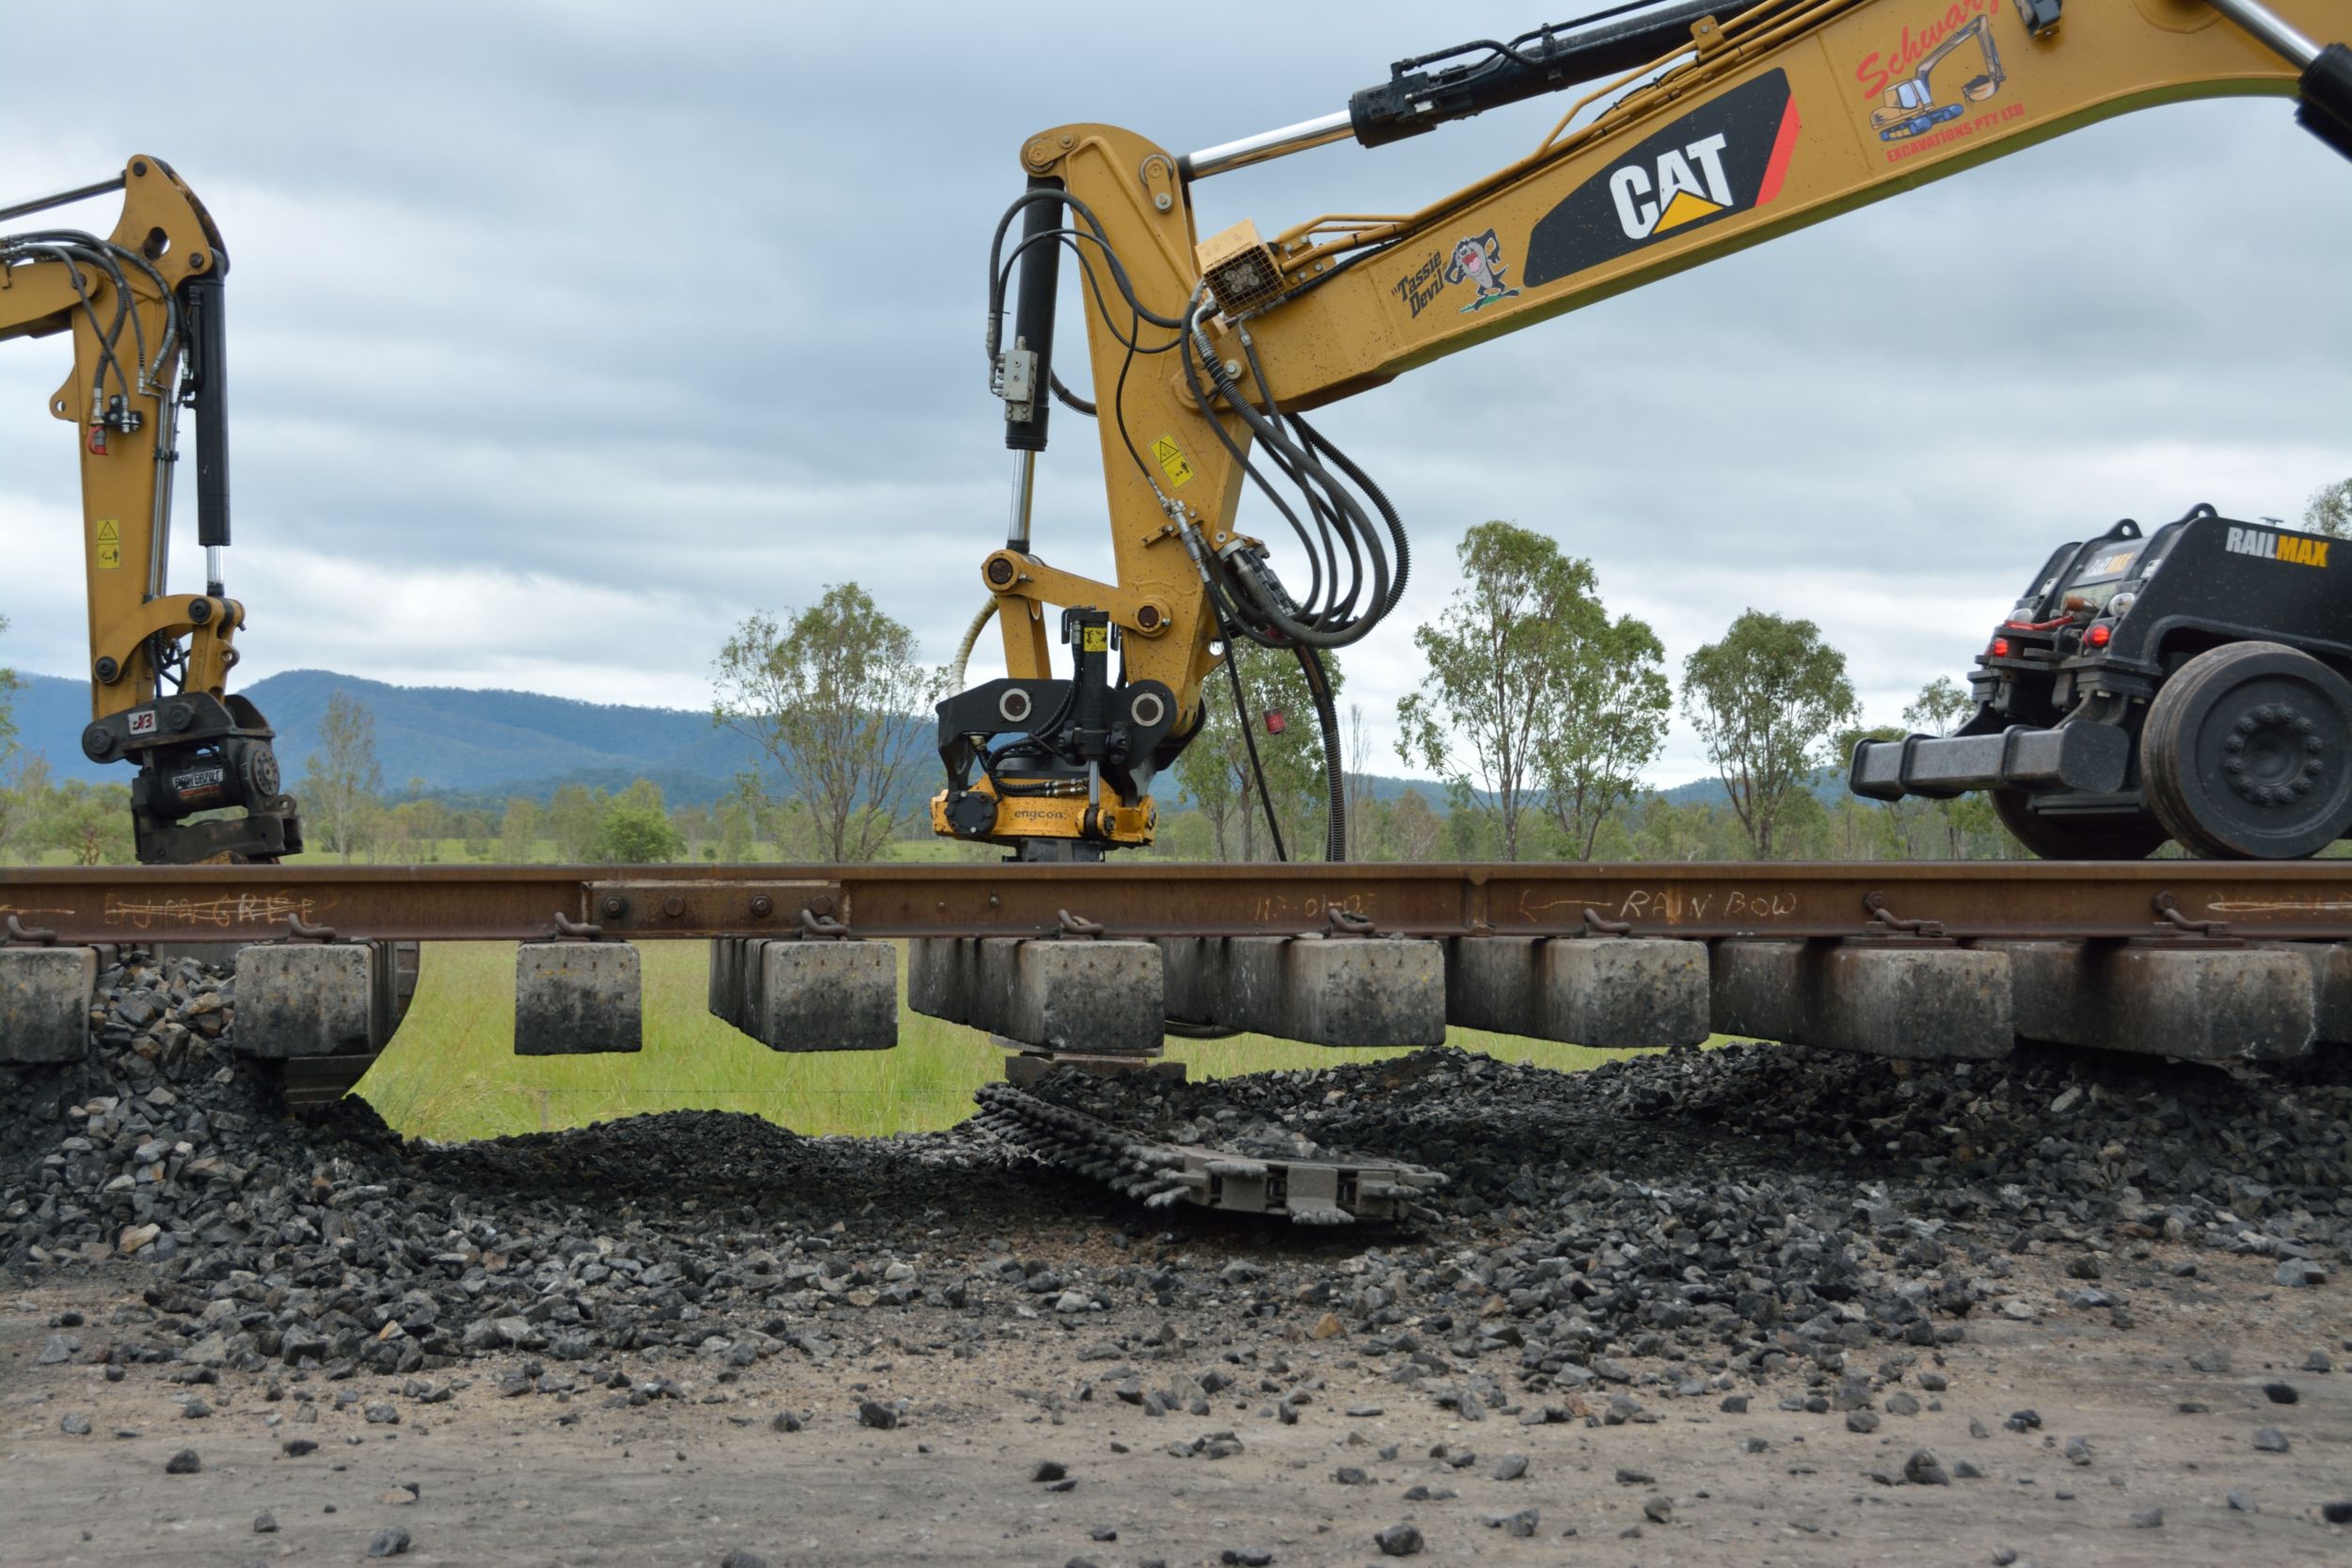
[547,911,606,942]
[1863,891,1946,939]
[2153,891,2231,938]
[3,913,58,946]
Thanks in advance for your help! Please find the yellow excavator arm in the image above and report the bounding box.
[933,0,2350,861]
[1,156,301,863]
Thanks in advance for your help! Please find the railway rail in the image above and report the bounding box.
[7,860,2348,1219]
[6,859,2352,943]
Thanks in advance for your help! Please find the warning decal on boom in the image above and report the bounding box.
[1151,436,1195,489]
[1524,70,1802,288]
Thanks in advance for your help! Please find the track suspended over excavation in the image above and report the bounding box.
[6,858,2352,1224]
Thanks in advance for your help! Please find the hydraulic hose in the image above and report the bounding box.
[1182,305,1394,649]
[947,599,999,691]
[1295,644,1346,863]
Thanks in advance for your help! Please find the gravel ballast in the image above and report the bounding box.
[2,949,2345,1414]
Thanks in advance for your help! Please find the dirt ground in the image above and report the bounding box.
[4,1249,2344,1568]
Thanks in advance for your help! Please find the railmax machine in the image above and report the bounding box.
[929,0,2350,863]
[1851,506,2352,859]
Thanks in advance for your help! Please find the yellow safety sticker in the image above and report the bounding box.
[1150,436,1195,489]
[94,517,121,571]
[1082,625,1109,653]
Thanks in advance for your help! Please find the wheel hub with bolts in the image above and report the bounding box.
[2222,704,2326,806]
[2142,641,2352,859]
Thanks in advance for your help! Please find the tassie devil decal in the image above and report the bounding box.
[1444,230,1522,312]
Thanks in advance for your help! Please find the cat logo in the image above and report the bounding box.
[1610,135,1736,241]
[1526,71,1803,287]
[2225,526,2330,568]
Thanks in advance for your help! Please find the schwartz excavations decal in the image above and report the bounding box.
[2227,526,2332,568]
[1523,70,1802,287]
[1854,0,2027,163]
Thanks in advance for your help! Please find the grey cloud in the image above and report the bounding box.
[2,2,2346,789]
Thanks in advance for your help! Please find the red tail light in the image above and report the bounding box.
[2087,625,2111,648]
[1990,638,2010,657]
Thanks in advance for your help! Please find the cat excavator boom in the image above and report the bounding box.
[935,0,2350,861]
[1,156,301,863]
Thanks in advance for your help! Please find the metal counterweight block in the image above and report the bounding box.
[1710,941,2012,1061]
[1160,935,1446,1047]
[908,937,1164,1054]
[1995,940,2314,1061]
[233,942,379,1059]
[706,937,896,1052]
[0,946,98,1064]
[515,942,642,1055]
[1444,936,1709,1049]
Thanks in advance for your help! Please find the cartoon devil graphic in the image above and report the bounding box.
[1445,230,1521,312]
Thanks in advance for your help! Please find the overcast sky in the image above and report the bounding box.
[4,2,2346,784]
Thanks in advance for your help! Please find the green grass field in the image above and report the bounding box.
[355,942,1660,1142]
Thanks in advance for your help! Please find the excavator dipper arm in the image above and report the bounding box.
[1,157,301,863]
[937,0,2347,861]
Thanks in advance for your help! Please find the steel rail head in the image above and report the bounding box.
[8,861,2352,942]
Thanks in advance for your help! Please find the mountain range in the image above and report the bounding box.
[5,668,1780,810]
[9,670,765,805]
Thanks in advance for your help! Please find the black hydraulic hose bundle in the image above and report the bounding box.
[1295,643,1346,863]
[978,190,1397,880]
[0,227,180,424]
[1176,300,1393,867]
[985,186,1186,422]
[1223,641,1289,864]
[1179,304,1409,652]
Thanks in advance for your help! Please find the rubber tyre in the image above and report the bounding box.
[2141,641,2352,860]
[1990,788,2168,861]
